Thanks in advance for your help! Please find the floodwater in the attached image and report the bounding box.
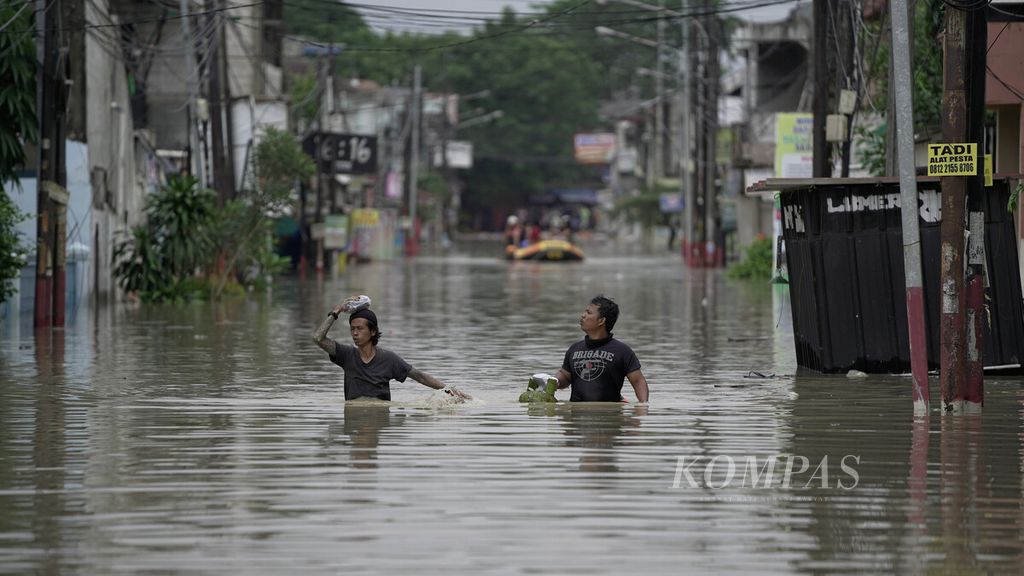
[2,244,1023,574]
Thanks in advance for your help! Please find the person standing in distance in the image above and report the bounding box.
[555,295,649,403]
[314,296,470,401]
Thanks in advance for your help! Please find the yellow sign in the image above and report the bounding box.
[927,143,978,176]
[774,113,813,178]
[352,208,380,227]
[984,154,993,187]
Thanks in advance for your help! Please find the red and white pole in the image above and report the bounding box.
[890,0,929,414]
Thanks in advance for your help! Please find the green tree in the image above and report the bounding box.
[282,1,664,227]
[289,73,320,129]
[210,127,314,298]
[0,4,37,303]
[857,0,944,175]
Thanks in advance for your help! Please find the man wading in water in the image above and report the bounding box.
[314,297,470,401]
[554,295,649,403]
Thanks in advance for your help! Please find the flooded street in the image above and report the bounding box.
[2,246,1023,574]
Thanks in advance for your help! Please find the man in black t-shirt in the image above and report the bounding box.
[314,299,470,401]
[555,295,649,403]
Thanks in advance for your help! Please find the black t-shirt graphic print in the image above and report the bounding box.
[562,336,641,402]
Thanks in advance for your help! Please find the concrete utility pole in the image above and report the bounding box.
[680,0,692,263]
[653,1,665,187]
[207,0,231,205]
[408,64,422,256]
[964,8,987,409]
[179,0,205,186]
[939,6,968,413]
[703,1,719,265]
[687,13,701,265]
[34,0,68,328]
[692,13,705,265]
[889,0,929,414]
[812,0,830,177]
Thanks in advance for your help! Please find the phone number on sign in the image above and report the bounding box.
[930,162,976,175]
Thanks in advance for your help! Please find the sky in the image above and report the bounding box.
[351,0,801,36]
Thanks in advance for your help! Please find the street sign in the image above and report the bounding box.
[303,132,378,175]
[926,143,978,176]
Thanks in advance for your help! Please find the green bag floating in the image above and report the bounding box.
[519,373,558,403]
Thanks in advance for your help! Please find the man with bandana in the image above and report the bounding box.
[314,297,470,401]
[554,295,649,403]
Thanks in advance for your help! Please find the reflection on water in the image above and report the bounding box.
[1,248,1022,574]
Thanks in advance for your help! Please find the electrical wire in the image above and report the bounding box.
[265,0,804,54]
[987,21,1008,54]
[987,64,1024,101]
[0,0,56,61]
[0,0,31,35]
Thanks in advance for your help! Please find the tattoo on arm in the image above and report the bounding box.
[408,367,445,390]
[313,314,338,355]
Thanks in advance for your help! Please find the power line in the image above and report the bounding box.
[0,0,32,35]
[987,64,1024,101]
[0,0,55,61]
[48,0,263,33]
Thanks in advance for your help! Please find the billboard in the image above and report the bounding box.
[574,133,616,164]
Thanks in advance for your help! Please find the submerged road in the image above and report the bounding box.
[2,246,1022,574]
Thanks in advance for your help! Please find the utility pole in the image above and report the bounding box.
[964,7,987,409]
[652,1,665,187]
[839,3,855,177]
[207,0,230,205]
[407,64,421,256]
[812,0,831,177]
[939,6,968,413]
[315,52,332,272]
[179,0,205,186]
[691,13,705,265]
[680,1,691,263]
[34,0,68,328]
[703,2,719,266]
[889,0,929,414]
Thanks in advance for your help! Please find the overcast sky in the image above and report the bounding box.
[351,0,801,35]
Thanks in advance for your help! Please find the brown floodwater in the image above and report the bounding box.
[1,247,1022,574]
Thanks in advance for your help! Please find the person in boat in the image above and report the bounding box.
[314,298,470,401]
[526,222,542,245]
[553,295,649,403]
[504,215,524,247]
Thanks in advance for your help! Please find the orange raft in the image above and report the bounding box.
[505,239,584,261]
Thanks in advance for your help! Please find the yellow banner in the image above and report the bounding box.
[352,208,380,227]
[984,154,993,187]
[927,143,978,176]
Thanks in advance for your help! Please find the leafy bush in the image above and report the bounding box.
[146,174,216,275]
[112,175,217,302]
[113,129,311,303]
[727,235,773,281]
[0,5,36,304]
[0,190,29,303]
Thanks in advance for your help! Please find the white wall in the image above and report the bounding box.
[86,0,144,301]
